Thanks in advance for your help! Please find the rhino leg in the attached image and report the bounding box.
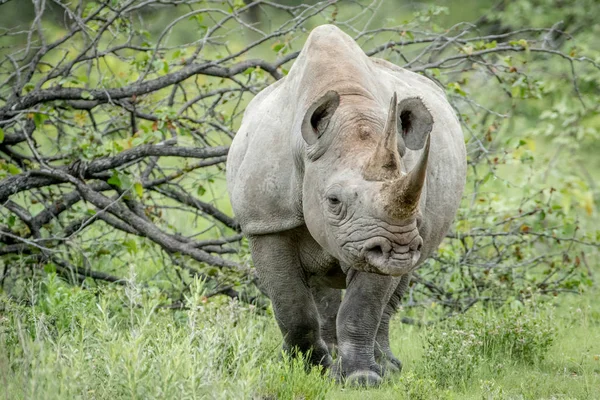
[248,233,331,368]
[375,273,411,375]
[311,285,341,354]
[335,270,398,386]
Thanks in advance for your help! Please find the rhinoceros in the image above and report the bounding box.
[226,24,466,386]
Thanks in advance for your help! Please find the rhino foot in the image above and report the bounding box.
[311,352,333,369]
[379,356,402,375]
[280,342,332,370]
[345,370,383,387]
[328,363,343,383]
[329,362,384,387]
[375,345,403,376]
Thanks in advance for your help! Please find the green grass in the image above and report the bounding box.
[1,275,599,400]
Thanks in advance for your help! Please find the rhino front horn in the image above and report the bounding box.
[403,134,430,209]
[388,134,430,217]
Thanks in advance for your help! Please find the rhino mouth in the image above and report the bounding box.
[359,235,422,276]
[338,218,422,276]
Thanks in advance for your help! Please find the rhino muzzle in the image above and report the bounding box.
[361,234,422,276]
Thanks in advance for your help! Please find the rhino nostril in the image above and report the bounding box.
[367,245,384,258]
[409,236,423,252]
[363,238,391,263]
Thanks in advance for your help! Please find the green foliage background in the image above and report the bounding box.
[0,0,599,398]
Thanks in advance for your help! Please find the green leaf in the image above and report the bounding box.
[44,262,57,273]
[197,185,206,197]
[7,163,20,175]
[33,113,46,128]
[124,239,137,254]
[0,127,4,143]
[107,170,122,187]
[134,182,143,197]
[189,14,203,23]
[272,42,285,53]
[447,82,466,96]
[481,172,493,185]
[485,40,497,49]
[538,209,546,221]
[81,90,94,100]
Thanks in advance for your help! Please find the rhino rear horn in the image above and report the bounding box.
[363,93,402,181]
[301,90,340,145]
[382,92,400,154]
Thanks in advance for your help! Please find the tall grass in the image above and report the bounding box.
[1,274,599,399]
[0,275,333,399]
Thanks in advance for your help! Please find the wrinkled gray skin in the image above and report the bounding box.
[227,25,466,386]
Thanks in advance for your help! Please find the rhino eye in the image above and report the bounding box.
[327,195,342,213]
[327,195,340,205]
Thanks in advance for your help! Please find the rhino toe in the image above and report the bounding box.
[381,357,402,375]
[376,349,403,376]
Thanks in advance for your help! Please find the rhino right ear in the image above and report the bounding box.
[397,97,433,151]
[301,90,340,145]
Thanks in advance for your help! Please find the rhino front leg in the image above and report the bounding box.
[375,273,411,374]
[311,285,341,354]
[336,270,398,386]
[248,232,331,368]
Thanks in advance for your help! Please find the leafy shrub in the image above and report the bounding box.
[421,302,556,387]
[397,370,452,400]
[479,379,507,400]
[421,324,481,387]
[470,305,556,364]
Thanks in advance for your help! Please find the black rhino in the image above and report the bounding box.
[226,24,466,386]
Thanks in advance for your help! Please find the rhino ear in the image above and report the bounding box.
[397,97,433,150]
[301,90,340,145]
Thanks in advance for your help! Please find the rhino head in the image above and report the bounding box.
[301,90,433,277]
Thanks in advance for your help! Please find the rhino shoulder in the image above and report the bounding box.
[226,78,304,236]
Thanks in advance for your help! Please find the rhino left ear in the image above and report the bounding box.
[397,97,433,150]
[301,90,340,145]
